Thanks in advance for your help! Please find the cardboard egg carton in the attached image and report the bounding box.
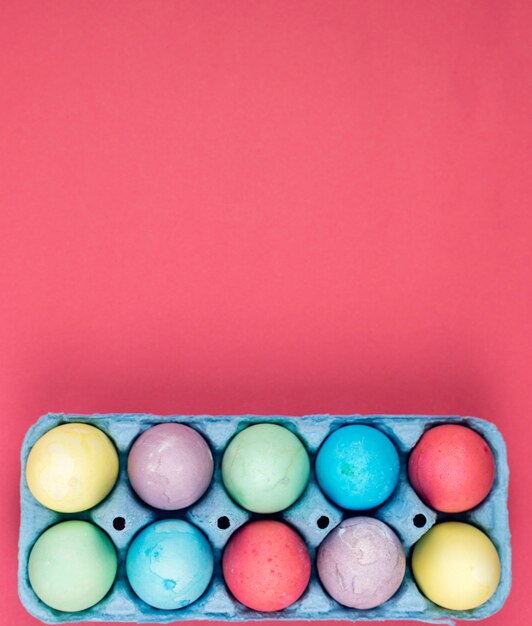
[19,414,511,624]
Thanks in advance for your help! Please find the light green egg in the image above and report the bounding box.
[221,423,310,513]
[28,520,117,612]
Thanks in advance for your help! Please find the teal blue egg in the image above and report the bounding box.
[126,520,213,610]
[316,425,400,510]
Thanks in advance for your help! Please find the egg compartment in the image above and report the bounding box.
[19,414,511,624]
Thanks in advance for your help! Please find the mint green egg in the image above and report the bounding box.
[28,521,117,612]
[221,424,310,513]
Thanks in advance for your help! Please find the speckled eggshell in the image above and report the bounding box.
[221,424,310,513]
[317,517,406,609]
[315,425,400,510]
[26,423,119,513]
[222,520,311,612]
[127,423,214,510]
[126,519,214,610]
[28,520,117,612]
[408,424,495,513]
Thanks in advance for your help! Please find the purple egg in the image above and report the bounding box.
[127,424,213,510]
[317,517,405,609]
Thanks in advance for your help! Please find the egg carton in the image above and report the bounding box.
[19,414,511,625]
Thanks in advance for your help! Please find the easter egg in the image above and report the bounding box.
[126,519,214,609]
[128,423,213,510]
[315,425,400,510]
[221,424,310,513]
[222,520,311,611]
[412,521,500,610]
[317,517,405,609]
[26,423,119,513]
[408,425,495,512]
[28,521,117,612]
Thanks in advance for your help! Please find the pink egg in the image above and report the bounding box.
[127,423,213,510]
[408,424,495,513]
[223,520,311,612]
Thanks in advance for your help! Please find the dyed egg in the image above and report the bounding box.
[315,425,400,510]
[223,520,311,611]
[408,425,495,512]
[126,519,213,609]
[317,517,405,609]
[221,424,310,513]
[28,521,117,612]
[127,423,213,510]
[412,522,500,610]
[26,423,119,513]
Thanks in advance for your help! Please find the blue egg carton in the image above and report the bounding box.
[19,414,511,624]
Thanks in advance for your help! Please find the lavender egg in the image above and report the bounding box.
[317,517,405,609]
[127,424,213,510]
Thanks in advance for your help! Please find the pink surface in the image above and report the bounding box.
[0,1,530,625]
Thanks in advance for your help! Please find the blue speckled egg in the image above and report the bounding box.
[316,425,400,510]
[126,519,213,610]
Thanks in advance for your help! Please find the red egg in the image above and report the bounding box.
[408,424,495,513]
[222,520,311,612]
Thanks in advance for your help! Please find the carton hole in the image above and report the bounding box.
[217,516,231,530]
[317,516,330,529]
[413,514,427,528]
[113,516,126,531]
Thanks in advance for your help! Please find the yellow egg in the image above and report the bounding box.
[412,521,500,610]
[26,423,119,513]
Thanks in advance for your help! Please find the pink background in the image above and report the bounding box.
[1,1,531,625]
